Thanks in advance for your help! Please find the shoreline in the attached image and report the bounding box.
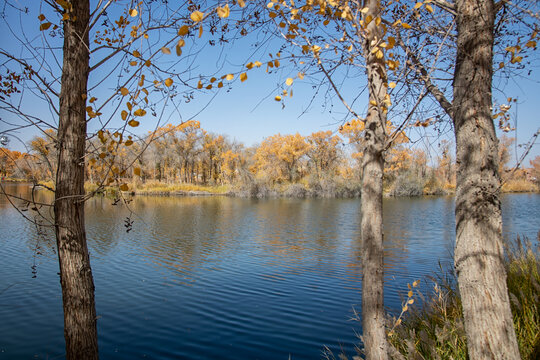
[2,179,538,198]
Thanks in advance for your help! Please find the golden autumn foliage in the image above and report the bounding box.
[306,131,341,178]
[18,122,537,196]
[254,133,311,183]
[0,148,26,178]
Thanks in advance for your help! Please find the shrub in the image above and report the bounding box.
[502,179,539,193]
[389,173,424,197]
[284,183,309,198]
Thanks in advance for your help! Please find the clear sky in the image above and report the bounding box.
[0,0,538,165]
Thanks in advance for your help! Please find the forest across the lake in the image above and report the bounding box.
[2,128,538,198]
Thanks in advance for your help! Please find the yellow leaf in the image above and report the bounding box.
[210,77,217,83]
[361,7,369,13]
[238,0,246,8]
[121,110,128,120]
[206,84,213,90]
[99,153,107,159]
[246,62,254,69]
[165,78,173,87]
[129,61,138,66]
[226,74,234,81]
[128,119,140,127]
[254,61,263,67]
[499,62,505,69]
[120,87,129,96]
[387,37,396,49]
[217,4,230,18]
[120,184,129,191]
[365,15,373,25]
[285,78,293,86]
[402,305,408,312]
[389,82,396,88]
[275,95,282,101]
[197,80,203,89]
[127,102,133,111]
[240,72,247,82]
[369,100,377,106]
[129,9,138,17]
[145,60,151,67]
[408,299,414,304]
[408,290,413,297]
[161,47,171,54]
[133,50,141,58]
[198,24,203,38]
[511,56,523,64]
[298,72,305,80]
[133,108,147,117]
[525,40,537,48]
[62,13,70,21]
[134,167,141,176]
[125,140,134,146]
[402,23,411,29]
[414,2,423,9]
[38,14,46,21]
[89,97,97,103]
[190,10,204,22]
[413,280,420,287]
[40,22,52,31]
[178,39,185,47]
[425,4,434,13]
[376,49,384,59]
[269,11,277,19]
[178,25,189,36]
[218,81,223,88]
[176,45,182,56]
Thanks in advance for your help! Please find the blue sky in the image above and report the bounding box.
[0,0,538,165]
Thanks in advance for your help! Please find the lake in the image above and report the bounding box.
[0,183,538,359]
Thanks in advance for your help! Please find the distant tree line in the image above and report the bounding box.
[2,126,537,196]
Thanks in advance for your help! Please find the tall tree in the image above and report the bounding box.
[452,0,520,357]
[359,1,390,357]
[54,2,99,358]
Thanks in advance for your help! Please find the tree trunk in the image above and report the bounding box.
[360,0,389,358]
[453,0,520,358]
[54,1,99,359]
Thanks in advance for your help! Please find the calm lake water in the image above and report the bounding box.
[0,183,538,359]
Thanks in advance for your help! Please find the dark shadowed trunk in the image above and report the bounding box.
[54,0,99,359]
[453,0,520,358]
[360,0,389,358]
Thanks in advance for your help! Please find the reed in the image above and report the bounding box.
[387,232,540,359]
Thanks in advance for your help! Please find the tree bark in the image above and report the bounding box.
[54,1,99,359]
[360,0,389,358]
[453,0,520,358]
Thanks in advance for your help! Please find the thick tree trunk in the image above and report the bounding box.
[360,0,389,358]
[54,1,99,359]
[453,1,520,358]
